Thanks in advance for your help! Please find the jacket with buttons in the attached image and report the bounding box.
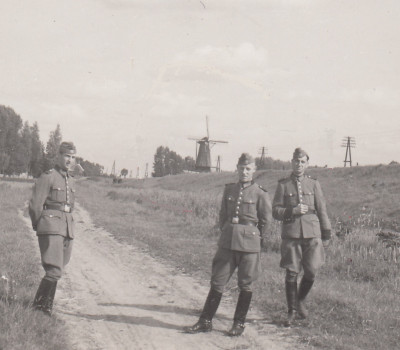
[218,182,272,252]
[29,166,75,238]
[272,174,331,240]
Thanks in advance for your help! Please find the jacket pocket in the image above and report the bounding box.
[37,212,63,233]
[302,191,314,206]
[241,225,261,251]
[243,199,256,215]
[51,187,66,202]
[284,193,297,206]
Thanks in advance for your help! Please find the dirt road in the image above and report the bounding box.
[41,204,299,350]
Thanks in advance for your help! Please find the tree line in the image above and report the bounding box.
[0,105,104,177]
[152,146,196,177]
[255,156,291,170]
[152,146,292,177]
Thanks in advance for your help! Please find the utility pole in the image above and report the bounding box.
[136,166,140,179]
[145,163,149,178]
[258,146,268,168]
[341,136,356,167]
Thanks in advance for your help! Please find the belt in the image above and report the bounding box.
[43,204,73,213]
[238,219,258,227]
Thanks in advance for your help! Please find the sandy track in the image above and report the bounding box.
[35,203,299,350]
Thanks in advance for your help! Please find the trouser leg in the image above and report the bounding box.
[184,248,233,334]
[227,252,258,336]
[298,238,322,318]
[297,278,314,319]
[35,235,72,314]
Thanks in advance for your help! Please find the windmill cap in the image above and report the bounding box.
[238,153,255,165]
[59,141,76,154]
[292,147,309,160]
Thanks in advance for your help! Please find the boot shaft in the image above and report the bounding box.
[233,291,252,324]
[298,278,314,301]
[33,278,57,315]
[285,281,298,312]
[200,288,222,321]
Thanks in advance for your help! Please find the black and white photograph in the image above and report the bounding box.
[0,1,399,349]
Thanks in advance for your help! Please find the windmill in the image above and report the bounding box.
[188,116,228,172]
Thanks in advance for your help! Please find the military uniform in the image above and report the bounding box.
[212,182,272,292]
[273,173,331,276]
[29,141,76,315]
[184,153,272,337]
[272,147,331,326]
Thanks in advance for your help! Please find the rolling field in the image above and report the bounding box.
[76,164,400,350]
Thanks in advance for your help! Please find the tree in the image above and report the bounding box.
[0,105,23,175]
[152,146,189,177]
[75,157,104,177]
[183,156,196,171]
[120,168,128,178]
[44,124,62,171]
[153,146,166,177]
[30,122,45,177]
[255,156,291,170]
[16,121,32,175]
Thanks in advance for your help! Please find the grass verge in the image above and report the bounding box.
[0,182,70,350]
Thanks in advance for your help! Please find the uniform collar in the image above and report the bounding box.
[55,164,69,178]
[291,173,305,182]
[239,180,254,189]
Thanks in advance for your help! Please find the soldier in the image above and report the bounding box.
[184,153,272,336]
[272,148,331,327]
[29,141,77,315]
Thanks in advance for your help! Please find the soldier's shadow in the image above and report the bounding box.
[60,311,182,330]
[97,303,258,323]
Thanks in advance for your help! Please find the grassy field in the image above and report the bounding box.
[0,181,70,350]
[77,165,400,350]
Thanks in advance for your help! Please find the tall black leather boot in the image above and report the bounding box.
[228,291,252,337]
[284,281,298,327]
[33,278,57,316]
[184,288,222,333]
[297,278,314,319]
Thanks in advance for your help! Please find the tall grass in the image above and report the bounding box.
[0,182,70,350]
[76,173,400,350]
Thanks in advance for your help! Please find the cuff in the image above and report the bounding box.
[283,208,293,220]
[321,229,331,240]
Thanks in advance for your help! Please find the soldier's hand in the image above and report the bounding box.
[292,204,308,215]
[322,239,330,248]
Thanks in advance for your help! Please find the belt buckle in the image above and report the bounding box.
[64,204,71,213]
[231,216,239,224]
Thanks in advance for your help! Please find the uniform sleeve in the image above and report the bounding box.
[29,173,52,231]
[272,182,292,221]
[257,191,272,238]
[218,186,228,230]
[314,180,332,240]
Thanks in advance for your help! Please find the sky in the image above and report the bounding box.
[1,0,399,175]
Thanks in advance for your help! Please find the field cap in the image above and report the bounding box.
[238,153,255,165]
[59,141,76,154]
[292,147,309,160]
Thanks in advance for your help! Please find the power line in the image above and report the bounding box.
[341,136,356,167]
[258,146,267,167]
